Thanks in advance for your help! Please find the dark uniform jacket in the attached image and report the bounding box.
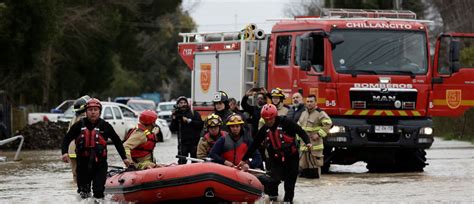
[170,109,204,145]
[61,118,127,160]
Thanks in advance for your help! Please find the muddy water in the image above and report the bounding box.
[0,137,473,203]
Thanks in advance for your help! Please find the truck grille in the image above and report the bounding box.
[367,133,400,142]
[350,89,417,110]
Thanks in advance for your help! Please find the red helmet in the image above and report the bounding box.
[261,104,277,120]
[86,98,102,110]
[140,110,158,126]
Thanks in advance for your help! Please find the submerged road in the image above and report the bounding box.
[0,136,473,203]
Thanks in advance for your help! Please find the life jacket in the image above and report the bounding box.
[75,119,107,161]
[221,133,251,166]
[266,126,297,162]
[203,130,226,147]
[124,124,157,160]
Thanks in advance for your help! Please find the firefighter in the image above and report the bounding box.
[209,113,262,168]
[287,92,305,122]
[212,91,234,126]
[257,87,289,129]
[67,95,90,184]
[196,114,227,159]
[269,87,289,116]
[238,104,312,202]
[123,110,159,170]
[298,94,333,178]
[170,96,204,164]
[61,98,131,199]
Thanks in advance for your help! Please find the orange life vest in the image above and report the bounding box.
[75,120,107,160]
[266,126,297,162]
[221,133,251,166]
[124,124,157,160]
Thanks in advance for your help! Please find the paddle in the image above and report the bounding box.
[175,155,268,175]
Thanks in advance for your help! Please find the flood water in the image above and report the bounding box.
[1,137,473,203]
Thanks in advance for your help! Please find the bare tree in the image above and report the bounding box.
[428,0,473,33]
[284,0,325,17]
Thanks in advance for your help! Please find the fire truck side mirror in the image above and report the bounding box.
[449,39,461,73]
[299,37,314,71]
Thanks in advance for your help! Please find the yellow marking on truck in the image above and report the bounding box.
[398,111,408,116]
[344,110,355,115]
[385,110,394,116]
[359,110,370,115]
[373,110,383,116]
[461,100,474,106]
[433,99,474,106]
[412,111,421,116]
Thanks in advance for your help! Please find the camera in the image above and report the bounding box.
[173,105,184,120]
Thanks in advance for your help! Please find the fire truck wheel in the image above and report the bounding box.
[396,148,427,172]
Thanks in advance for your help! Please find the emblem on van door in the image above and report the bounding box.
[200,63,211,93]
[446,89,462,109]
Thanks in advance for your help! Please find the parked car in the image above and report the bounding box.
[59,102,171,141]
[127,99,156,114]
[27,100,74,125]
[156,101,175,125]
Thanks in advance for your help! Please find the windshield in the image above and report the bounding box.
[332,29,427,75]
[128,103,156,111]
[159,104,175,111]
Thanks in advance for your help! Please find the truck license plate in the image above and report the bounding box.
[375,126,394,133]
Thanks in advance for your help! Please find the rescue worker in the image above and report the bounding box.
[298,94,332,178]
[287,92,305,122]
[67,95,90,184]
[123,110,160,170]
[238,104,312,202]
[241,87,267,137]
[212,91,233,126]
[196,114,227,159]
[269,87,289,116]
[170,96,204,164]
[258,87,289,129]
[61,98,131,199]
[209,113,262,168]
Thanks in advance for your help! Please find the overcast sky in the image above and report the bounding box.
[182,0,293,33]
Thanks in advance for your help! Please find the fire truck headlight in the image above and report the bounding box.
[419,127,433,135]
[329,126,346,134]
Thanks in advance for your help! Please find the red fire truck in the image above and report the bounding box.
[178,9,474,172]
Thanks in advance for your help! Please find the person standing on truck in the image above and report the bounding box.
[67,95,90,184]
[298,94,333,178]
[170,96,204,164]
[61,98,131,199]
[287,92,305,122]
[123,110,160,170]
[209,113,262,168]
[238,104,312,202]
[196,114,227,159]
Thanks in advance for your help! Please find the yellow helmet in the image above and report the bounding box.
[226,113,244,126]
[205,114,222,128]
[271,87,285,98]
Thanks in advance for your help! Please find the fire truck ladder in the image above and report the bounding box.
[243,38,267,91]
[0,135,24,162]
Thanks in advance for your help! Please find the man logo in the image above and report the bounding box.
[380,88,389,93]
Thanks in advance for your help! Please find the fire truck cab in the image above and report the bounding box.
[178,9,474,172]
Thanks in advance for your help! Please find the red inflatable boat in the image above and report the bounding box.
[104,162,264,203]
